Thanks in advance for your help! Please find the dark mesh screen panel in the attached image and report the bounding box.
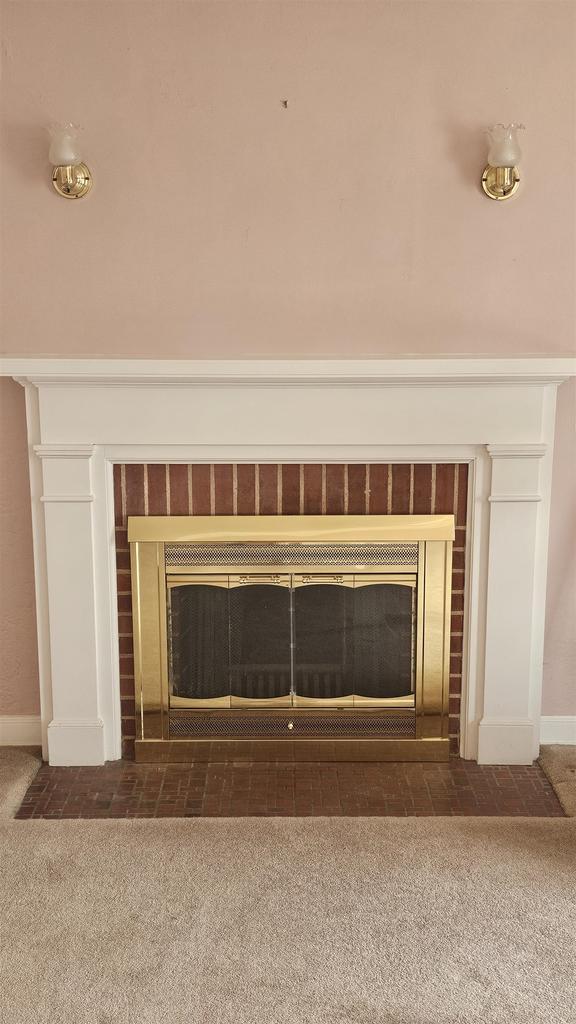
[352,585,413,698]
[229,586,291,700]
[169,578,414,705]
[294,585,353,699]
[169,585,229,700]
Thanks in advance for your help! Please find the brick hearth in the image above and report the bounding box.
[15,759,563,819]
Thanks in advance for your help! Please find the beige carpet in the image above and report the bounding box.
[539,745,576,816]
[0,746,41,819]
[1,814,575,1024]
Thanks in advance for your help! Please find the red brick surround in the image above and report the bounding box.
[114,463,468,758]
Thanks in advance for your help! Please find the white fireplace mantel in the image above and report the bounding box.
[2,356,575,766]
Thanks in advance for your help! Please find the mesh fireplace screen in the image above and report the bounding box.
[168,577,415,706]
[165,542,418,567]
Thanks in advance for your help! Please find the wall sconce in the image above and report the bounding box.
[48,123,92,199]
[481,123,524,200]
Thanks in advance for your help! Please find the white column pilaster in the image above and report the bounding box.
[35,444,105,765]
[477,444,548,764]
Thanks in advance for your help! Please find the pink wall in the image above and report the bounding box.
[0,1,574,717]
[0,378,39,715]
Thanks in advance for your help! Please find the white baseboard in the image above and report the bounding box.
[0,715,42,746]
[540,716,576,745]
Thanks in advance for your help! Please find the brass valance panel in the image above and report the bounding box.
[129,514,453,762]
[128,514,455,543]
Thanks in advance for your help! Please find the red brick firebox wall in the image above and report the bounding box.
[114,463,468,759]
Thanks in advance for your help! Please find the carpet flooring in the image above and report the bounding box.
[0,746,41,818]
[539,745,576,816]
[1,750,575,1023]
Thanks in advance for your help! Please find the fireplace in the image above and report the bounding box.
[4,355,568,766]
[129,514,453,760]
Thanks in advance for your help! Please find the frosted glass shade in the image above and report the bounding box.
[487,123,524,168]
[48,124,82,165]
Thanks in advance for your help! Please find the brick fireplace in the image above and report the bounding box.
[114,462,467,759]
[2,356,572,766]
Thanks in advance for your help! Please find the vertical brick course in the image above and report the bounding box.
[303,464,323,514]
[214,465,234,515]
[280,465,300,514]
[124,465,145,515]
[325,464,345,514]
[115,461,468,757]
[434,464,455,514]
[146,465,168,515]
[168,465,189,515]
[257,465,278,514]
[412,464,432,514]
[236,465,256,515]
[391,465,411,514]
[346,465,366,514]
[191,465,211,515]
[367,464,389,514]
[113,465,124,526]
[456,464,468,527]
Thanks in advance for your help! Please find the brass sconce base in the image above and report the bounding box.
[52,162,92,199]
[481,164,520,201]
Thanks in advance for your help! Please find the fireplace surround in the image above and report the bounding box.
[129,513,454,761]
[2,356,574,766]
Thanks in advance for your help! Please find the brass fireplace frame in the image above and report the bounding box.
[128,515,454,762]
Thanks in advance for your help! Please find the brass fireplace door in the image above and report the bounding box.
[168,573,416,709]
[128,515,454,760]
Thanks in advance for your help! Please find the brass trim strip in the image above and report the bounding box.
[442,540,454,739]
[231,695,292,708]
[170,694,415,709]
[417,541,451,740]
[171,695,232,709]
[414,541,426,730]
[131,541,165,740]
[167,572,417,587]
[157,542,169,739]
[352,695,415,708]
[292,694,414,708]
[169,704,416,716]
[166,562,418,575]
[135,737,450,763]
[128,514,455,543]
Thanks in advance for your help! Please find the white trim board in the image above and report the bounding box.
[540,716,576,745]
[1,356,575,387]
[0,715,42,746]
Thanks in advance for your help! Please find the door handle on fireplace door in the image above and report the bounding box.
[298,574,346,585]
[237,574,286,585]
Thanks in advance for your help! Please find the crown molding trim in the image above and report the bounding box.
[487,444,548,459]
[3,357,576,388]
[34,444,96,460]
